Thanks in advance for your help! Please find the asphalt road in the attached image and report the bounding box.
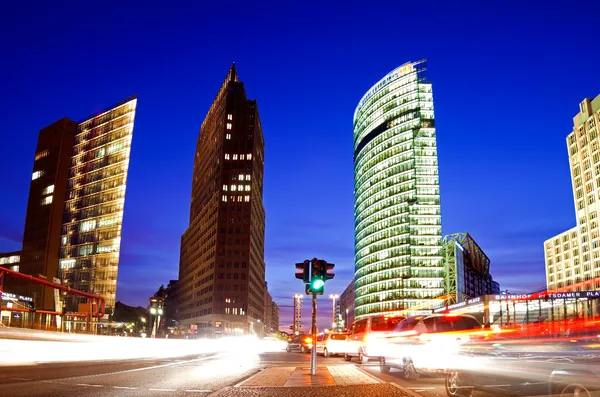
[0,347,549,397]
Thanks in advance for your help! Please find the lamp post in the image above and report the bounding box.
[329,294,338,331]
[345,308,349,330]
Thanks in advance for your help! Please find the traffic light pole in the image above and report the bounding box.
[310,292,317,376]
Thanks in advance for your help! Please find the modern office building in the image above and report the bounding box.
[264,286,273,332]
[441,232,498,305]
[13,118,78,311]
[177,64,266,336]
[339,279,355,329]
[270,300,279,333]
[353,60,443,319]
[0,251,21,272]
[0,97,136,320]
[59,97,138,315]
[545,95,600,293]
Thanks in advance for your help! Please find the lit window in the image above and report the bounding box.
[61,236,67,246]
[35,150,49,161]
[233,154,238,160]
[245,185,251,191]
[240,154,245,160]
[247,154,252,160]
[43,185,55,195]
[226,123,232,130]
[226,134,231,140]
[223,185,228,191]
[246,174,251,181]
[11,265,19,272]
[41,196,53,205]
[239,174,244,180]
[32,171,43,180]
[227,114,233,120]
[222,195,227,202]
[244,195,250,202]
[225,154,230,160]
[80,220,97,232]
[238,185,243,191]
[231,185,237,191]
[60,259,76,269]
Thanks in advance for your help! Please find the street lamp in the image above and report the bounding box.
[329,294,339,331]
[345,308,349,330]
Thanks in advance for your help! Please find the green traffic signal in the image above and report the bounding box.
[311,278,325,290]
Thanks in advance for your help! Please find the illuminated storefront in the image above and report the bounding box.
[0,291,34,327]
[353,60,443,319]
[435,291,600,327]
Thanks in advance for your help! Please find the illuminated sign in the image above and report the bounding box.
[541,291,600,299]
[396,63,414,77]
[1,291,33,302]
[434,297,482,313]
[493,294,532,301]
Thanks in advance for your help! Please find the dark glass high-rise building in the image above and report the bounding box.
[5,118,77,311]
[2,97,137,320]
[177,64,266,336]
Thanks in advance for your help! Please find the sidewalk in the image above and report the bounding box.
[239,365,379,387]
[213,365,416,396]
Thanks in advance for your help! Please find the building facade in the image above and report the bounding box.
[545,95,600,293]
[59,97,138,315]
[353,60,443,319]
[339,279,355,329]
[14,118,78,311]
[442,233,497,304]
[0,251,21,272]
[177,64,266,336]
[270,300,279,333]
[264,286,273,332]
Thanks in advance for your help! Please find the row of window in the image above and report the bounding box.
[224,153,252,160]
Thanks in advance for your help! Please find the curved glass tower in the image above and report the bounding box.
[353,60,443,319]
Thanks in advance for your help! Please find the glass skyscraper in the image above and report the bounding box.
[59,97,137,315]
[353,60,444,319]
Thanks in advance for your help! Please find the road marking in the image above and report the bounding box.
[43,355,218,383]
[389,382,423,397]
[11,377,31,381]
[185,390,212,393]
[149,388,176,391]
[113,386,138,389]
[76,383,103,387]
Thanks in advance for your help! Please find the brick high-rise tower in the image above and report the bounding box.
[177,64,266,336]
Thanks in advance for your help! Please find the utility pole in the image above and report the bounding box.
[310,292,317,375]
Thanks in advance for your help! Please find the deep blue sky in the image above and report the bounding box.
[1,1,600,330]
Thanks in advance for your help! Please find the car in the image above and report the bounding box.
[316,332,350,357]
[344,314,405,364]
[379,314,483,380]
[445,324,600,397]
[286,334,313,353]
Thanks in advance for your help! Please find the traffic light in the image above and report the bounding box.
[323,260,335,281]
[310,258,325,295]
[295,260,310,283]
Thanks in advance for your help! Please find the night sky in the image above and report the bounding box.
[1,1,600,331]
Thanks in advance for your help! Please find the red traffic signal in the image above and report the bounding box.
[295,260,310,283]
[324,261,335,281]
